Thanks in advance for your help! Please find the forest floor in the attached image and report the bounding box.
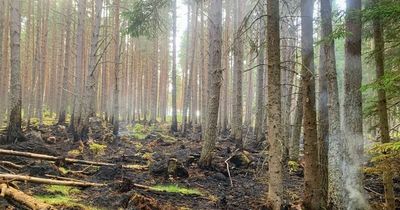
[0,118,399,209]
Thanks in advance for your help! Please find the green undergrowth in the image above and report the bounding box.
[68,149,82,157]
[127,124,149,140]
[89,142,107,155]
[126,123,177,142]
[365,141,400,174]
[58,167,69,175]
[288,160,300,173]
[46,185,81,195]
[150,184,203,196]
[35,185,101,210]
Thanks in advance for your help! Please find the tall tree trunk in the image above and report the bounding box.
[200,0,207,132]
[80,0,103,139]
[188,2,198,127]
[182,3,191,132]
[150,38,159,124]
[372,3,395,209]
[1,1,10,125]
[198,0,222,168]
[221,0,231,134]
[37,0,50,124]
[7,0,24,143]
[112,0,121,135]
[101,5,109,120]
[255,7,265,143]
[0,0,5,126]
[58,0,72,124]
[301,0,321,208]
[29,1,41,124]
[232,0,244,149]
[266,0,283,208]
[318,0,329,208]
[319,0,345,208]
[343,0,365,208]
[244,61,253,128]
[170,0,178,132]
[70,0,87,134]
[289,76,303,161]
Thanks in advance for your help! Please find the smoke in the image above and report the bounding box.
[342,131,370,210]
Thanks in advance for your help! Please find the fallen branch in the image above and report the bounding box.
[44,174,88,183]
[0,149,114,167]
[0,173,105,187]
[0,161,24,169]
[0,149,148,170]
[225,149,240,187]
[0,183,55,210]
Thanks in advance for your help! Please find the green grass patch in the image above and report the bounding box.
[150,184,203,196]
[89,142,107,155]
[35,185,101,210]
[127,124,150,140]
[46,185,80,195]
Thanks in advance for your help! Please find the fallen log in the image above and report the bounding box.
[0,183,55,210]
[0,149,148,170]
[0,174,105,187]
[0,149,114,167]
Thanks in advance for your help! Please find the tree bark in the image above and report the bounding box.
[80,0,104,139]
[255,7,265,143]
[36,0,50,124]
[112,0,121,135]
[58,0,72,124]
[150,37,159,124]
[319,0,345,208]
[70,0,87,134]
[0,183,55,209]
[232,0,244,149]
[289,74,303,161]
[199,0,222,168]
[0,0,4,126]
[170,0,178,132]
[221,0,231,134]
[266,0,284,208]
[343,0,365,208]
[318,0,331,208]
[6,0,24,143]
[301,0,321,208]
[372,3,395,209]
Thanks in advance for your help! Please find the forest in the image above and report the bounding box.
[0,0,399,209]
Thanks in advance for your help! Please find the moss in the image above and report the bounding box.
[89,142,107,155]
[46,185,80,195]
[159,133,177,143]
[68,149,82,157]
[35,185,101,210]
[288,160,300,172]
[58,167,69,175]
[127,124,150,140]
[134,142,143,150]
[142,152,154,160]
[150,185,203,196]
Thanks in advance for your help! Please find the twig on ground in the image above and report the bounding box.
[225,149,240,187]
[0,161,24,169]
